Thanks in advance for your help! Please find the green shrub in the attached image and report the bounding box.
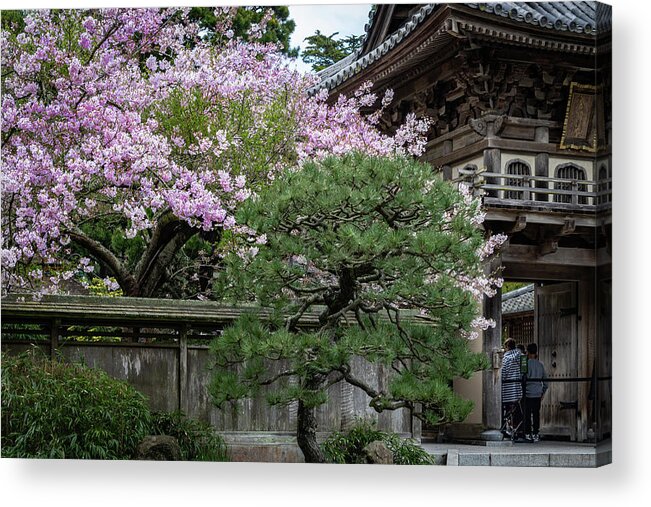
[384,433,436,465]
[322,419,436,465]
[1,350,151,459]
[150,411,228,462]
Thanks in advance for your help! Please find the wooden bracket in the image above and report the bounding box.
[538,219,575,257]
[509,215,527,234]
[560,218,576,236]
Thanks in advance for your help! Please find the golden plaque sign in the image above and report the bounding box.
[560,82,606,152]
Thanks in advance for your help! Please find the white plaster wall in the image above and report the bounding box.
[451,156,484,180]
[452,332,483,425]
[595,156,610,177]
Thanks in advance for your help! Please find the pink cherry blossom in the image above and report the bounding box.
[1,8,432,296]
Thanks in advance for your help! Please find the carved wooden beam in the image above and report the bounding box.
[539,238,559,256]
[504,244,597,267]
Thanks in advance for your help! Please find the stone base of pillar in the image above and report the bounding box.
[480,429,504,441]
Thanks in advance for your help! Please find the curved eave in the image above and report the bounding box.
[314,2,606,96]
[310,4,438,94]
[455,17,598,55]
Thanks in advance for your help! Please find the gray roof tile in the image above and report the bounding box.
[502,284,534,315]
[467,2,611,34]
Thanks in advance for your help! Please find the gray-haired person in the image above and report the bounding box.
[501,338,524,439]
[524,343,548,442]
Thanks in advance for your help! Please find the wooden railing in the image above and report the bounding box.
[457,168,612,212]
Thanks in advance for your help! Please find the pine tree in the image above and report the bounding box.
[189,6,299,56]
[301,31,364,72]
[209,153,501,463]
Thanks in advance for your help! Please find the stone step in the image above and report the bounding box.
[423,440,611,468]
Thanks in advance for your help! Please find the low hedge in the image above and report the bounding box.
[150,410,228,461]
[2,350,230,461]
[322,419,436,465]
[1,350,151,459]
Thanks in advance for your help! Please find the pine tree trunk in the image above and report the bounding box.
[296,399,325,463]
[296,374,326,463]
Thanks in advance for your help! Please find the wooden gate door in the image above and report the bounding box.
[597,279,612,439]
[535,282,578,440]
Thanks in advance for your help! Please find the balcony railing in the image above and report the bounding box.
[457,168,612,212]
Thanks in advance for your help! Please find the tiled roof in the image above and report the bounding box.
[502,284,534,315]
[315,4,437,92]
[315,2,610,92]
[466,2,611,35]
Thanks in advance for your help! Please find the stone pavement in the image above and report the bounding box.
[420,439,612,467]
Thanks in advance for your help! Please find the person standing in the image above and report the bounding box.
[524,343,548,442]
[501,338,524,439]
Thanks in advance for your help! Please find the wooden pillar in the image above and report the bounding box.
[178,323,189,414]
[442,139,453,181]
[50,318,60,359]
[535,154,549,201]
[534,126,549,144]
[481,256,503,439]
[534,126,549,202]
[608,153,613,203]
[483,148,501,198]
[577,274,597,442]
[595,269,612,440]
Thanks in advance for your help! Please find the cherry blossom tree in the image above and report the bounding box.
[1,8,429,298]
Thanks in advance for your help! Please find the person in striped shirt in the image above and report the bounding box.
[501,338,524,439]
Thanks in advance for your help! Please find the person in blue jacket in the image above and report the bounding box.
[524,342,548,442]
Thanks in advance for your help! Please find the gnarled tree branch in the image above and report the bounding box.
[68,227,139,295]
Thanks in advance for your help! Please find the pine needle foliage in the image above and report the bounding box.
[209,153,492,461]
[301,30,363,72]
